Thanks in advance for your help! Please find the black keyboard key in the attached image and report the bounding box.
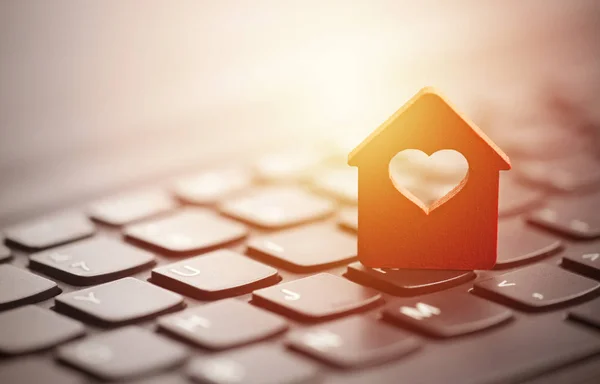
[0,305,84,355]
[562,251,600,280]
[219,187,335,229]
[498,174,544,217]
[58,326,188,381]
[338,207,358,231]
[569,298,600,329]
[55,277,183,325]
[473,264,600,310]
[287,316,420,368]
[312,166,358,204]
[187,345,319,384]
[158,299,287,350]
[252,273,382,321]
[29,237,155,285]
[0,358,84,384]
[346,261,475,295]
[0,265,60,310]
[172,167,252,204]
[152,250,279,300]
[4,212,95,250]
[88,189,176,226]
[247,223,357,272]
[527,192,600,239]
[327,317,600,384]
[382,291,513,337]
[495,218,563,268]
[125,208,247,255]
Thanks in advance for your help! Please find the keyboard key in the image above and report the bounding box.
[58,326,188,381]
[4,212,95,250]
[287,316,420,368]
[88,189,176,226]
[498,174,544,217]
[527,192,600,239]
[473,264,600,310]
[569,298,600,329]
[55,277,183,326]
[0,265,60,310]
[187,345,319,384]
[252,273,382,321]
[255,151,322,182]
[172,167,252,205]
[495,218,563,268]
[29,237,155,285]
[158,299,287,350]
[152,250,279,300]
[312,166,358,204]
[247,223,357,272]
[562,251,600,279]
[125,208,247,255]
[220,187,335,229]
[0,305,84,355]
[327,317,600,384]
[338,207,358,231]
[0,358,84,384]
[517,154,600,193]
[346,262,475,295]
[382,291,513,337]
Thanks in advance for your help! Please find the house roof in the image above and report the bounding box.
[348,87,511,170]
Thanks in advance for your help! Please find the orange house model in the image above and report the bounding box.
[348,87,511,270]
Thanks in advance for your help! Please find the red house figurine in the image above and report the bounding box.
[348,87,511,270]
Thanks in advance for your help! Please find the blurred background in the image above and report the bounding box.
[1,0,599,224]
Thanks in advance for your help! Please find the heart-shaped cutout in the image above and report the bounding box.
[389,149,469,214]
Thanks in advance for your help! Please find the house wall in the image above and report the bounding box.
[357,165,500,270]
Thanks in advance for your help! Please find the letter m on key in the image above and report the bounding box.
[399,302,441,321]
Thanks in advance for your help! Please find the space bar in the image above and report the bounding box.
[329,318,600,384]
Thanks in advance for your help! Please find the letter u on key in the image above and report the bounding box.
[170,265,200,277]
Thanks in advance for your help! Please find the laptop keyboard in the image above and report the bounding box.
[1,143,600,384]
